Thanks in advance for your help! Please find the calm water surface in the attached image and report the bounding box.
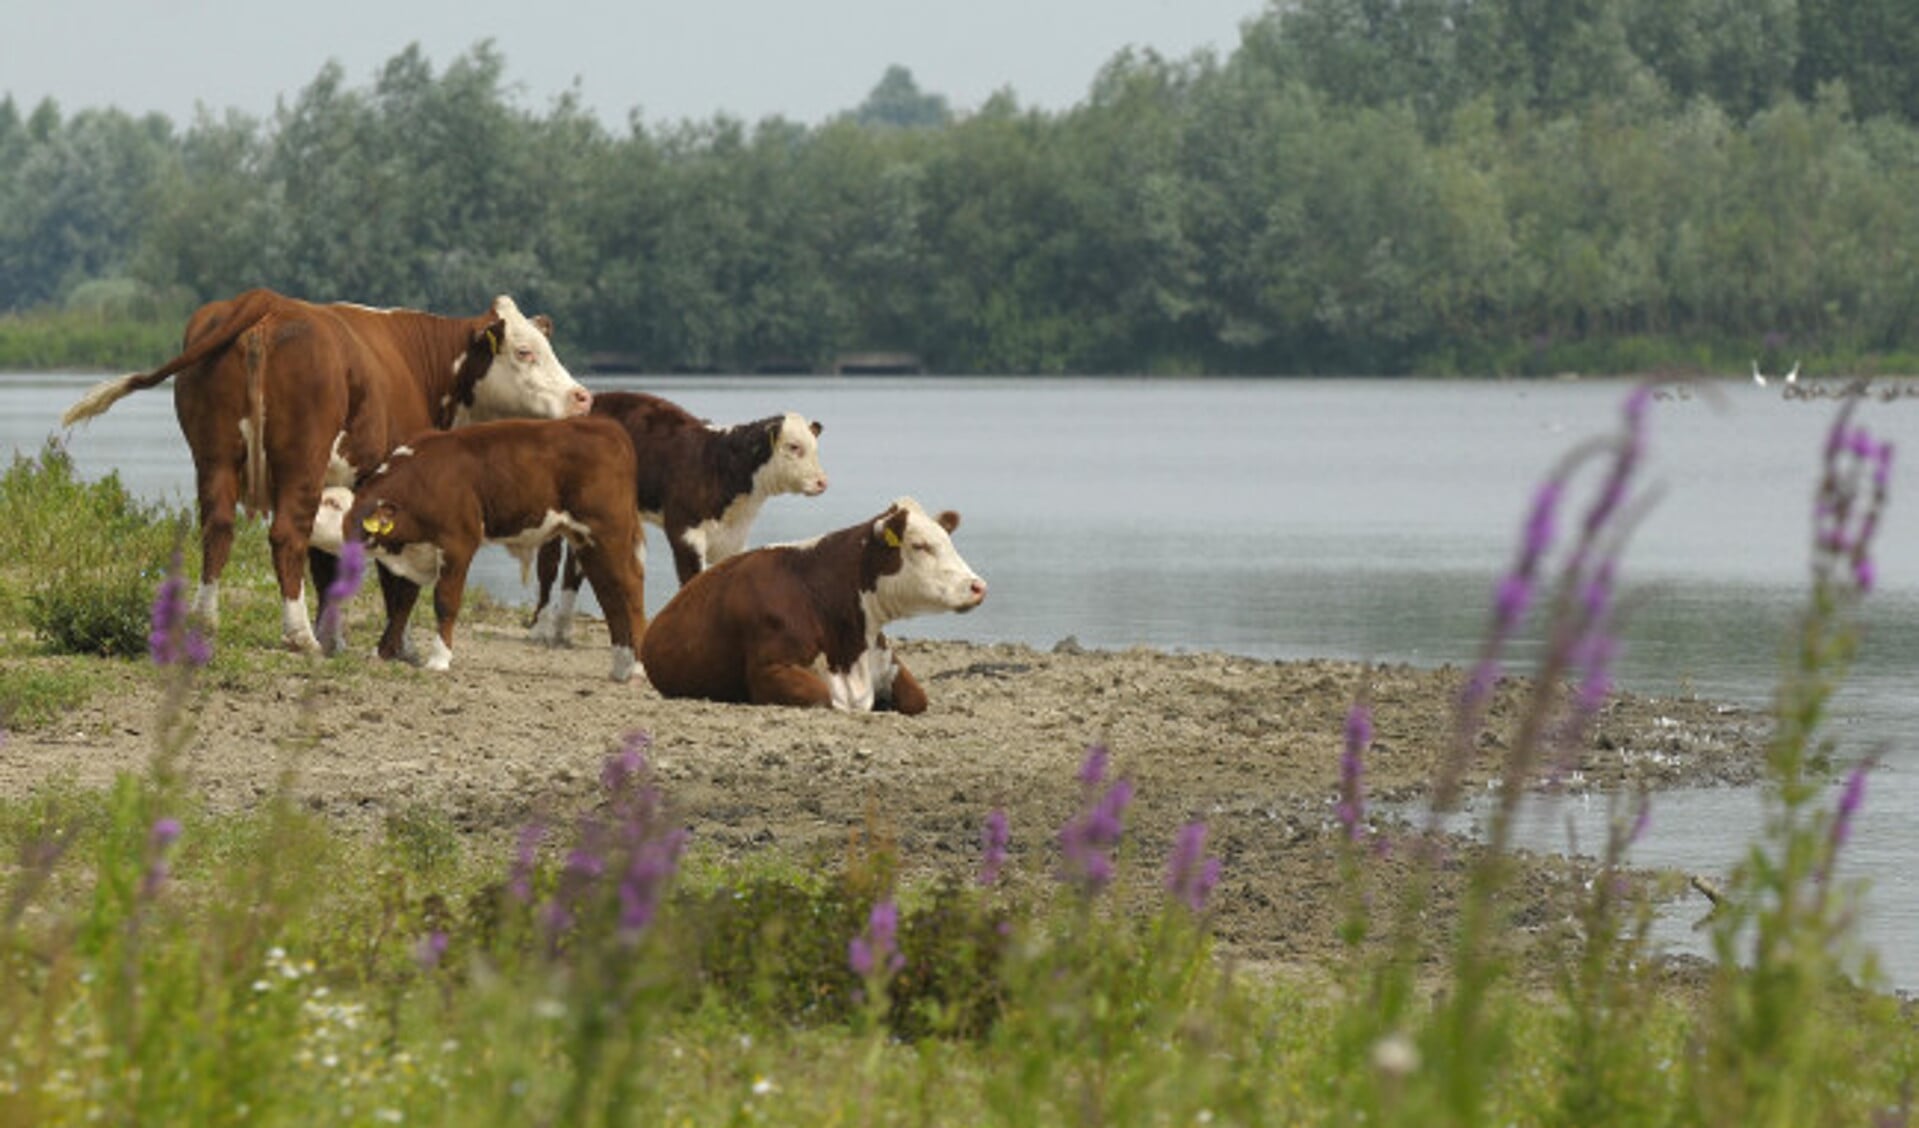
[6,372,1918,985]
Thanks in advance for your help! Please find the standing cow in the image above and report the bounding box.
[345,416,647,680]
[59,289,590,654]
[640,498,987,714]
[529,390,828,646]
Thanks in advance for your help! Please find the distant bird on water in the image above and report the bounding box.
[1751,360,1768,387]
[1785,360,1800,385]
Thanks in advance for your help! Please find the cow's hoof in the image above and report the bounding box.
[528,613,573,648]
[284,629,323,655]
[609,646,637,683]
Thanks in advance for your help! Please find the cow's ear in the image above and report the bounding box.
[473,319,504,356]
[937,510,960,533]
[766,419,784,452]
[873,511,906,550]
[809,420,823,438]
[532,314,555,338]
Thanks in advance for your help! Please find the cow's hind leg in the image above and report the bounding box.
[191,462,242,628]
[576,539,646,682]
[424,553,473,672]
[746,662,834,709]
[375,567,421,663]
[527,540,576,646]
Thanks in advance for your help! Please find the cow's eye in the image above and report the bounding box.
[913,542,933,554]
[514,347,535,363]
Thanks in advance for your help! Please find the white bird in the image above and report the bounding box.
[1785,360,1800,385]
[1751,360,1768,387]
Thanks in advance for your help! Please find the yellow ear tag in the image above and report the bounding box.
[362,514,394,536]
[883,528,901,549]
[485,326,502,355]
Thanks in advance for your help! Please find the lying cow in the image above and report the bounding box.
[640,498,986,713]
[528,391,828,646]
[345,416,646,680]
[60,289,590,655]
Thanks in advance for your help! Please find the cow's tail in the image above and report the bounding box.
[59,290,278,429]
[239,321,272,514]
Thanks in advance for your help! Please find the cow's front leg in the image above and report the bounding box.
[375,567,420,662]
[871,646,928,716]
[309,547,349,655]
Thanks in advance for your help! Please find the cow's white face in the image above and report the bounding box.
[461,296,591,423]
[867,497,987,625]
[309,486,355,555]
[760,413,828,497]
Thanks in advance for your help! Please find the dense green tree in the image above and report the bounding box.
[10,21,1919,375]
[852,65,952,130]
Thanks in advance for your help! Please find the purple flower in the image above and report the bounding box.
[1165,821,1223,913]
[508,822,545,903]
[148,560,211,668]
[1338,704,1371,841]
[617,827,687,939]
[149,817,182,850]
[1077,745,1109,787]
[1059,774,1133,896]
[978,809,1009,887]
[1522,480,1562,565]
[413,930,449,970]
[1831,760,1871,855]
[317,540,366,642]
[849,899,904,979]
[140,816,183,900]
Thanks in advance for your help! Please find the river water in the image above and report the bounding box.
[6,371,1918,986]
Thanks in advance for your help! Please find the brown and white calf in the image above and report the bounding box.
[59,289,590,655]
[344,416,647,680]
[528,390,828,645]
[640,498,986,713]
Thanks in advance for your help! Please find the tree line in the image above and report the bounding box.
[5,0,1919,375]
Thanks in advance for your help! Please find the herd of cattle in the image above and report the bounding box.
[60,290,988,715]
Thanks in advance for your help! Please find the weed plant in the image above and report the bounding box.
[0,384,1915,1124]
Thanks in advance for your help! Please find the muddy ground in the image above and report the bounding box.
[1,608,1770,971]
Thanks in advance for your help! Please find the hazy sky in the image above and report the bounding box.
[6,1,1264,129]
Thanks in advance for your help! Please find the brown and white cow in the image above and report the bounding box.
[529,390,828,646]
[344,416,646,680]
[59,289,590,655]
[640,498,986,713]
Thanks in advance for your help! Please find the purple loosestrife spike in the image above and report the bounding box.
[508,823,544,903]
[1523,480,1562,566]
[318,540,367,642]
[979,809,1009,887]
[1166,821,1223,913]
[849,899,904,978]
[140,816,184,900]
[1629,802,1652,847]
[148,566,210,667]
[1059,775,1133,895]
[1832,760,1871,855]
[1338,705,1371,841]
[413,931,449,970]
[1078,744,1109,787]
[149,817,182,850]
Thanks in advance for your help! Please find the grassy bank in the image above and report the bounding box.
[0,308,183,373]
[2,389,1916,1124]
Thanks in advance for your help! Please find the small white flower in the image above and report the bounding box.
[534,998,566,1021]
[1373,1032,1420,1078]
[252,979,271,993]
[751,1076,775,1096]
